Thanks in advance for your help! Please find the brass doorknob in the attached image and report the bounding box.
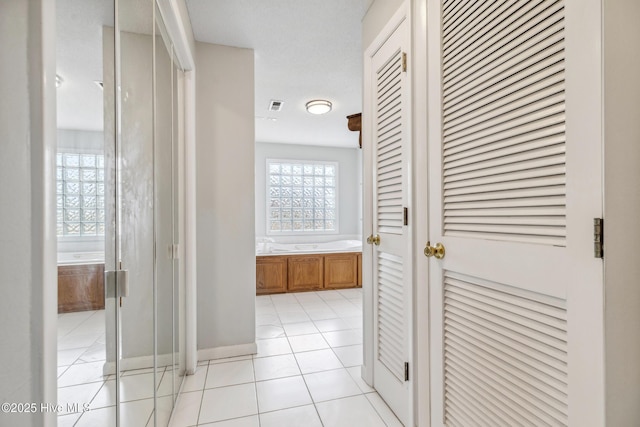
[424,241,445,259]
[366,234,380,246]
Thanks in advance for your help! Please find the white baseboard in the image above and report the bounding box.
[197,342,257,362]
[102,352,177,376]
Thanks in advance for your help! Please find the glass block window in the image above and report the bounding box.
[56,153,105,237]
[267,160,338,233]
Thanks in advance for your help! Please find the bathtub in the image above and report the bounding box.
[57,251,105,266]
[258,239,362,255]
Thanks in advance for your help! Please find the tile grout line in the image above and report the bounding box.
[289,335,326,427]
[250,354,261,427]
[195,360,209,426]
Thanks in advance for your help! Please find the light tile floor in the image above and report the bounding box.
[57,289,401,426]
[57,310,174,426]
[170,288,403,427]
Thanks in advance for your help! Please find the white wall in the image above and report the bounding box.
[603,1,640,424]
[196,42,256,355]
[255,142,361,242]
[0,0,57,425]
[57,129,104,152]
[362,0,404,50]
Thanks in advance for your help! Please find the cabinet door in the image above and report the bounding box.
[256,256,287,295]
[324,253,358,289]
[288,255,323,292]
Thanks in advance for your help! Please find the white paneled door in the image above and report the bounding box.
[427,0,604,425]
[365,8,412,426]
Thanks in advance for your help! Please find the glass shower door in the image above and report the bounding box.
[153,5,185,423]
[97,1,183,425]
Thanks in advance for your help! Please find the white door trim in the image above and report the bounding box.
[411,0,430,425]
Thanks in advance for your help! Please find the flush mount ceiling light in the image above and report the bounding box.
[305,99,332,115]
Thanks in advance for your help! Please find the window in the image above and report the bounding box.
[56,153,105,237]
[267,160,338,234]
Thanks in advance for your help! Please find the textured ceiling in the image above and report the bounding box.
[187,0,370,148]
[57,0,370,148]
[56,0,114,131]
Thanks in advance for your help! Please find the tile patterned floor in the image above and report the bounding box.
[56,310,175,427]
[169,289,403,427]
[57,289,402,426]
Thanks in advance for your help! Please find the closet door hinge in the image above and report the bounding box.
[402,52,407,72]
[404,362,409,381]
[403,207,408,226]
[594,218,603,258]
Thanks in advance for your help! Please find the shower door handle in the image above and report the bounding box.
[105,270,129,299]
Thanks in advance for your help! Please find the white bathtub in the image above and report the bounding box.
[257,239,362,255]
[57,251,105,266]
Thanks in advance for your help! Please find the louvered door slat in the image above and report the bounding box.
[444,156,566,190]
[446,304,567,361]
[443,120,563,162]
[446,387,510,427]
[376,48,404,235]
[442,0,467,24]
[445,376,537,427]
[442,0,485,38]
[445,286,567,338]
[445,206,565,217]
[443,1,560,76]
[377,252,405,381]
[446,314,568,378]
[446,332,568,404]
[443,0,534,69]
[441,0,568,250]
[444,176,565,198]
[443,1,563,88]
[444,64,564,136]
[444,91,564,143]
[443,271,569,426]
[448,347,568,423]
[445,297,567,349]
[446,357,565,426]
[444,39,563,115]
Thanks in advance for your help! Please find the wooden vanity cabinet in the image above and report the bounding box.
[256,256,288,295]
[256,252,362,295]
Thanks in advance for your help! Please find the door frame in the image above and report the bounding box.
[156,0,197,375]
[411,0,430,425]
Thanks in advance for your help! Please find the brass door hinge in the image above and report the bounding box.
[402,52,407,72]
[594,218,603,258]
[403,207,408,226]
[404,362,409,381]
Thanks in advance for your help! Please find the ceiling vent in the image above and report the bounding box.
[269,100,284,112]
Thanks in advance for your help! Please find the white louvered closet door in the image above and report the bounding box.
[426,0,605,426]
[369,14,412,427]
